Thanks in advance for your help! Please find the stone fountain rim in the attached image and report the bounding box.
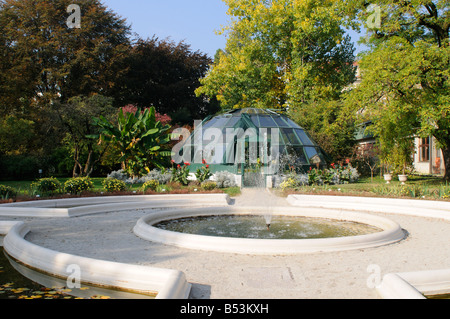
[133,206,405,255]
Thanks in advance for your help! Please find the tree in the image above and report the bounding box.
[196,0,356,110]
[93,107,172,178]
[52,95,116,177]
[0,0,131,114]
[113,37,220,125]
[289,97,358,162]
[344,0,450,179]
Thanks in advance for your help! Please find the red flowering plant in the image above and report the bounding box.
[170,161,190,186]
[195,159,213,183]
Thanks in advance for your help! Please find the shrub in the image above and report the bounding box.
[107,169,172,185]
[143,169,172,185]
[0,185,17,199]
[170,163,190,186]
[32,177,61,195]
[107,169,128,181]
[280,178,299,191]
[142,180,159,192]
[201,181,217,191]
[64,177,94,195]
[195,160,213,183]
[102,178,127,192]
[214,171,237,188]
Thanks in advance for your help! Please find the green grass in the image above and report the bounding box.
[277,174,450,201]
[0,177,241,201]
[2,175,449,202]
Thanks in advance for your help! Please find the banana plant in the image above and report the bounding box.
[91,107,172,178]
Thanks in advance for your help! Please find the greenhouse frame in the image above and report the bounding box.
[173,108,328,187]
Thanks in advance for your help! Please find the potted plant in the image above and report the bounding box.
[384,172,393,184]
[382,161,393,184]
[398,174,408,185]
[392,138,414,185]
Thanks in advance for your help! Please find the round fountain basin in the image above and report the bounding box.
[154,215,381,240]
[133,207,405,255]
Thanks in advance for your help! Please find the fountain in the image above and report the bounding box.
[133,204,405,255]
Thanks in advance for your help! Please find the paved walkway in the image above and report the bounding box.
[3,193,450,299]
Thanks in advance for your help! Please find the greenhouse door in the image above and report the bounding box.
[241,140,266,188]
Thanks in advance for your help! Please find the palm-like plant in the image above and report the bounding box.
[92,107,172,178]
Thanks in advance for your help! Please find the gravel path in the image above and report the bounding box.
[3,192,450,299]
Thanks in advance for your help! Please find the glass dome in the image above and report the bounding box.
[177,108,328,179]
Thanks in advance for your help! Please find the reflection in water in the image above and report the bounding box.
[155,215,381,240]
[0,248,155,299]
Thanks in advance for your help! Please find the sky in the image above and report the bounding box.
[102,0,366,58]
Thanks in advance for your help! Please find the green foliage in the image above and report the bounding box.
[0,0,131,112]
[201,181,217,191]
[102,178,127,193]
[289,98,357,162]
[372,183,450,200]
[170,163,191,186]
[280,177,300,191]
[93,107,172,178]
[196,0,356,110]
[0,115,35,156]
[279,164,360,190]
[53,95,117,178]
[344,0,450,179]
[32,178,61,195]
[64,177,94,195]
[195,161,213,183]
[0,185,17,199]
[113,37,220,125]
[142,180,160,193]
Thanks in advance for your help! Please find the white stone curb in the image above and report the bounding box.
[377,269,450,299]
[1,221,191,299]
[287,195,450,299]
[0,195,232,299]
[0,194,231,218]
[287,195,450,220]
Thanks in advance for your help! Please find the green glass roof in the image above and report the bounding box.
[180,108,328,170]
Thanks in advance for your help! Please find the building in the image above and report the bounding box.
[414,137,445,176]
[175,108,327,187]
[351,63,444,177]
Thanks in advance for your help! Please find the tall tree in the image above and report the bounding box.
[113,37,220,125]
[344,0,450,179]
[51,95,116,177]
[196,0,356,110]
[0,0,131,114]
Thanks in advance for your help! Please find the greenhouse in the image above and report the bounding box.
[174,108,328,187]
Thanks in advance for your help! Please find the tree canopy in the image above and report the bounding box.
[196,0,357,110]
[0,0,219,178]
[113,37,221,125]
[0,0,131,113]
[344,0,450,179]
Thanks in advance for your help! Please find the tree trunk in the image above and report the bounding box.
[442,146,450,181]
[83,149,94,177]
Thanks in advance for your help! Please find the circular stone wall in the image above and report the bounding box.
[133,206,405,255]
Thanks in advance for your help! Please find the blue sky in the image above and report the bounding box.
[102,0,366,58]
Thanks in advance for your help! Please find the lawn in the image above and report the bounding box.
[0,177,241,202]
[277,174,450,201]
[1,175,449,202]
